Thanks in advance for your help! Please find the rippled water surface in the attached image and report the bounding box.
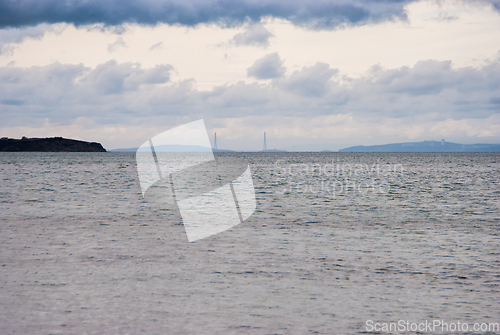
[1,152,499,334]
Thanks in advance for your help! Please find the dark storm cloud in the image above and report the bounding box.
[0,0,416,29]
[247,53,286,79]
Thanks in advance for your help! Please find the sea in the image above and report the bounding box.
[0,152,499,334]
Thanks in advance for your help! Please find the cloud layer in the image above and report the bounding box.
[1,57,498,135]
[0,0,420,29]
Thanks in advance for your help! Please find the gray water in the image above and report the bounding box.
[1,152,499,334]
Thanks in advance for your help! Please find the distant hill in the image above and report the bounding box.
[0,137,106,152]
[111,145,234,152]
[262,149,287,152]
[139,144,212,152]
[213,148,235,152]
[339,141,500,152]
[109,147,139,152]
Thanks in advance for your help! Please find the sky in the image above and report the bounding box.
[0,0,499,151]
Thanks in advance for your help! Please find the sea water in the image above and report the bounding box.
[0,152,499,334]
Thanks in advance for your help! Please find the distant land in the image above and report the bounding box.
[110,140,500,153]
[337,140,500,152]
[0,137,106,152]
[111,145,232,152]
[111,145,284,152]
[262,148,287,153]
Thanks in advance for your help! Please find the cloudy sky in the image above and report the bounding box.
[0,0,499,151]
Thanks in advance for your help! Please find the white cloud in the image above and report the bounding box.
[229,24,274,47]
[247,53,286,79]
[281,62,338,97]
[0,24,53,55]
[107,36,127,53]
[149,42,163,50]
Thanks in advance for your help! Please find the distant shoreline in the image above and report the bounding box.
[6,138,495,153]
[109,140,500,153]
[337,140,500,153]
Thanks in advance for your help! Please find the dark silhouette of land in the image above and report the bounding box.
[0,137,106,152]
